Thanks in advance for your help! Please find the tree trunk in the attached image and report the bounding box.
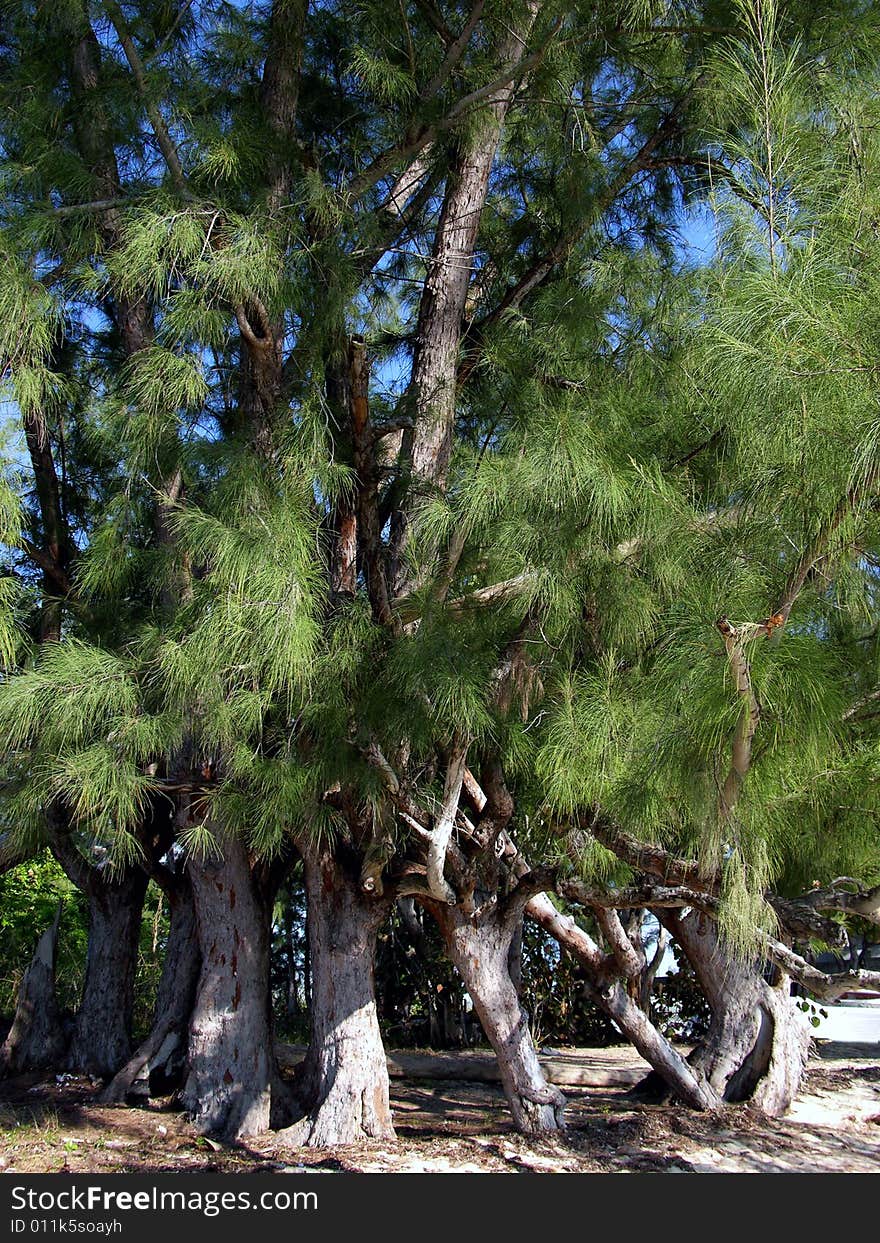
[431,902,566,1134]
[638,923,669,1016]
[389,3,541,592]
[102,875,200,1103]
[180,835,278,1140]
[284,901,300,1022]
[526,893,721,1111]
[281,847,394,1146]
[66,864,149,1077]
[0,904,67,1075]
[664,910,811,1116]
[508,915,524,998]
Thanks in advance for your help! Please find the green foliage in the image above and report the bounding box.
[0,852,86,1017]
[0,857,170,1039]
[0,0,877,967]
[526,0,880,952]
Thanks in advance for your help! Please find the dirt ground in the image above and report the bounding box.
[1,1042,879,1175]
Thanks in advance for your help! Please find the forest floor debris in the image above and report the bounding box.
[0,1042,877,1174]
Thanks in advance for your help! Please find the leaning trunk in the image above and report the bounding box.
[590,976,722,1109]
[665,910,810,1116]
[526,893,720,1112]
[431,902,566,1134]
[181,836,276,1140]
[67,865,149,1077]
[0,905,66,1075]
[281,847,394,1146]
[102,875,201,1103]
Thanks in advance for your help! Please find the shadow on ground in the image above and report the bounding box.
[1,1044,878,1174]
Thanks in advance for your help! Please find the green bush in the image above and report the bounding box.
[0,853,168,1038]
[0,851,87,1017]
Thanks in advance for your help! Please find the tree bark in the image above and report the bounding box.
[662,910,811,1116]
[101,873,200,1103]
[54,852,150,1078]
[407,3,541,490]
[283,896,300,1022]
[0,904,67,1075]
[281,846,394,1146]
[180,835,278,1140]
[22,406,70,644]
[259,0,308,212]
[639,922,669,1015]
[431,901,566,1134]
[389,3,542,591]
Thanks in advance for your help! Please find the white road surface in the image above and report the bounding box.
[806,999,880,1044]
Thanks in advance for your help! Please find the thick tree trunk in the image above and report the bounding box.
[65,864,149,1077]
[432,902,566,1134]
[0,905,67,1075]
[102,876,200,1103]
[180,836,277,1140]
[664,911,811,1116]
[281,848,394,1146]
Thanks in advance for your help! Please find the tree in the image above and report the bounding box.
[530,0,880,1108]
[1,0,879,1146]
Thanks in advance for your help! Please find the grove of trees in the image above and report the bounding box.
[1,0,879,1149]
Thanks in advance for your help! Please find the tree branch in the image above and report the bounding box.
[458,83,699,382]
[52,197,131,217]
[715,615,761,825]
[594,906,646,980]
[574,818,845,943]
[426,742,467,903]
[525,890,721,1110]
[764,936,880,1003]
[790,880,880,930]
[103,0,188,194]
[347,14,553,201]
[419,1,485,102]
[19,538,71,597]
[414,0,455,45]
[714,469,880,827]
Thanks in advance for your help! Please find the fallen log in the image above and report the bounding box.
[275,1043,649,1089]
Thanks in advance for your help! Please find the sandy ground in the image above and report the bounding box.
[1,1042,878,1174]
